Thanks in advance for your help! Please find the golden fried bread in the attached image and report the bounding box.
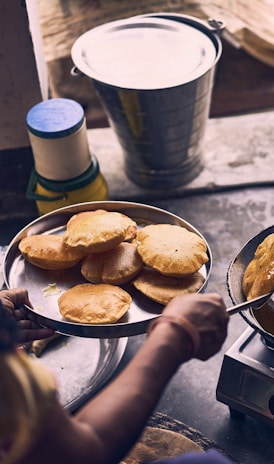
[63,211,137,253]
[136,224,208,277]
[133,267,205,305]
[65,209,107,227]
[58,283,131,324]
[121,426,202,464]
[69,210,137,242]
[18,234,86,270]
[81,242,143,285]
[242,233,274,300]
[123,222,138,242]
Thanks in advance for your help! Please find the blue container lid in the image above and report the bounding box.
[26,98,85,139]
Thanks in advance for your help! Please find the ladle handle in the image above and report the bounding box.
[226,292,273,316]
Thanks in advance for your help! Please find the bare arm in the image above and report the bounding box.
[20,293,228,464]
[75,293,228,461]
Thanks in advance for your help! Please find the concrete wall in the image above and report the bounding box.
[0,0,48,150]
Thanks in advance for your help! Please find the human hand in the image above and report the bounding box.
[0,288,55,344]
[161,292,229,361]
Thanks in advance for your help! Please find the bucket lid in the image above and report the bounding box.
[71,16,218,90]
[26,98,85,138]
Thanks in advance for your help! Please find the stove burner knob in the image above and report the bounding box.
[268,395,274,415]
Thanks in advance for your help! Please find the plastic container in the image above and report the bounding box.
[26,98,108,214]
[26,98,92,180]
[26,155,108,215]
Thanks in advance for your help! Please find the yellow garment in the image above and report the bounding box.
[0,349,57,464]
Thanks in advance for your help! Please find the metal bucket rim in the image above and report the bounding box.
[137,12,223,64]
[71,14,222,91]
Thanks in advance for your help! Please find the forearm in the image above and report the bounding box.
[15,293,227,464]
[75,321,193,463]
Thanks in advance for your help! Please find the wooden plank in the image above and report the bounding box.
[210,41,274,117]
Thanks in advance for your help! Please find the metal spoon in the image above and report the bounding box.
[226,291,273,316]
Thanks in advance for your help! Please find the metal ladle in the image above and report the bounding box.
[226,291,274,316]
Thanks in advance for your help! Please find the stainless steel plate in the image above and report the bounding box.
[30,335,127,413]
[3,201,212,338]
[0,247,127,413]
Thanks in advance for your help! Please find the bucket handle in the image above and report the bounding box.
[26,169,67,202]
[207,19,225,36]
[71,66,84,78]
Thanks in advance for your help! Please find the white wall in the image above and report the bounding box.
[0,0,48,150]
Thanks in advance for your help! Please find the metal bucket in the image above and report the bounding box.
[71,14,223,188]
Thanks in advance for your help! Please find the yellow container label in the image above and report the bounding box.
[35,173,108,215]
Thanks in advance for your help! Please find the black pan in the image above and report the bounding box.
[227,225,274,349]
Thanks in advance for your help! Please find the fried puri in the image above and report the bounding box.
[242,233,274,300]
[63,211,137,253]
[58,283,131,324]
[133,267,205,305]
[81,242,143,285]
[136,224,208,277]
[18,234,86,270]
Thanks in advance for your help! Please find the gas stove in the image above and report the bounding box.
[216,326,274,427]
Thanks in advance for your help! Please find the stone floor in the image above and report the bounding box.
[89,109,274,201]
[0,109,274,464]
[117,186,274,464]
[0,108,273,230]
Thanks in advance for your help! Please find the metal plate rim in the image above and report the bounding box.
[63,336,128,412]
